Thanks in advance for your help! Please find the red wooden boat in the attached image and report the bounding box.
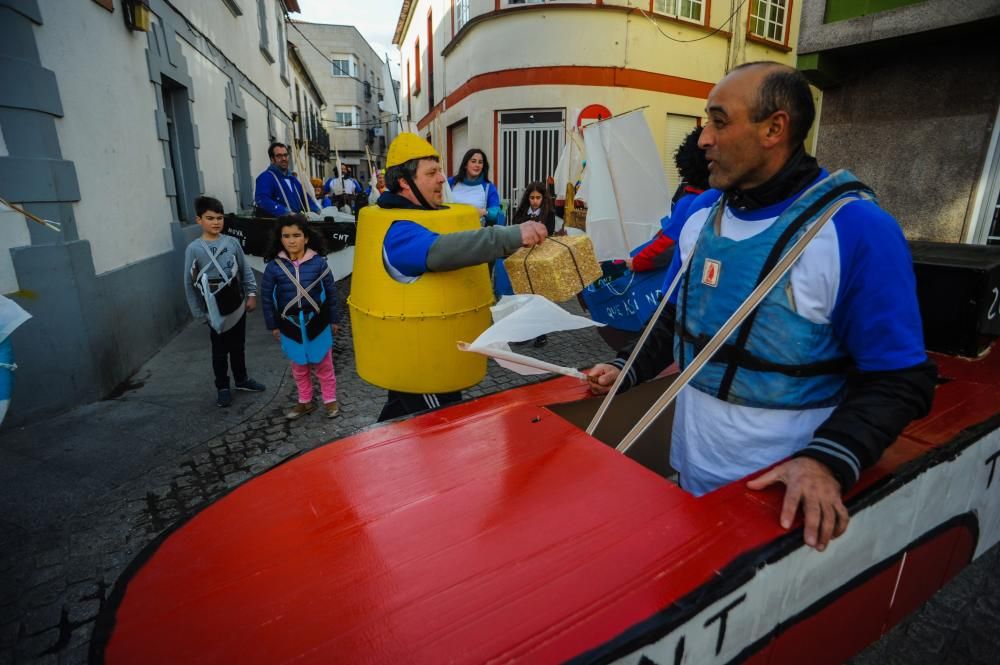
[92,245,1000,664]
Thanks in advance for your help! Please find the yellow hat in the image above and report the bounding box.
[386,133,439,168]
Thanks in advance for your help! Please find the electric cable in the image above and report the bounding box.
[636,0,750,43]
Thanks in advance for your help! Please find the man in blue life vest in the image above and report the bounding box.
[254,142,320,217]
[587,62,936,552]
[354,133,548,421]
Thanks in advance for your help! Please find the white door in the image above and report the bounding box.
[664,113,699,196]
[498,109,565,210]
[449,120,469,175]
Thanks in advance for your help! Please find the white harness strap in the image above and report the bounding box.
[195,241,237,295]
[274,258,331,320]
[268,171,308,213]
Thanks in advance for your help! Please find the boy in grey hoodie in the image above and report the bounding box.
[184,196,266,406]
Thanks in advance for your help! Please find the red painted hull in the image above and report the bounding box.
[95,345,1000,664]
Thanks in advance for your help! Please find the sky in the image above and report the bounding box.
[292,0,404,81]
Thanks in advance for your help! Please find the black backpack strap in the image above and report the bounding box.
[678,326,852,377]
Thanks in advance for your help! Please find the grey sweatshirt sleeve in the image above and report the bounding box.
[183,244,206,320]
[425,225,524,272]
[231,237,257,296]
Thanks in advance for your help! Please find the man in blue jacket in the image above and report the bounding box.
[588,62,936,552]
[254,142,320,217]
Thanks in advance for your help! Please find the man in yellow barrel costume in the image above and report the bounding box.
[349,133,549,421]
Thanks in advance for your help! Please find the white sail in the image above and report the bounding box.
[553,126,585,204]
[582,111,669,261]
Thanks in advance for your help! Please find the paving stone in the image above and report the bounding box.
[16,626,58,656]
[66,600,100,626]
[29,565,66,588]
[224,471,251,486]
[274,443,297,458]
[58,642,90,665]
[19,604,64,641]
[33,549,68,570]
[0,619,18,647]
[64,582,99,605]
[19,581,66,611]
[248,462,273,475]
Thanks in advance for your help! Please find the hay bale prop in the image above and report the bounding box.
[505,236,602,302]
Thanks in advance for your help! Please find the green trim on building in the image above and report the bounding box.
[797,52,849,90]
[824,0,929,23]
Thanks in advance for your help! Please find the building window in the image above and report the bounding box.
[160,77,199,222]
[406,61,412,119]
[455,0,470,32]
[426,11,434,107]
[221,0,242,17]
[652,0,703,22]
[276,12,288,82]
[230,115,253,210]
[295,83,302,139]
[749,0,788,43]
[331,54,356,77]
[413,38,421,95]
[256,0,274,62]
[335,106,359,128]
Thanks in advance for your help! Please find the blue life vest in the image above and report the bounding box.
[675,170,871,410]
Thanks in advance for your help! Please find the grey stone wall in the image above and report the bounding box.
[7,226,199,426]
[0,0,289,428]
[814,39,1000,241]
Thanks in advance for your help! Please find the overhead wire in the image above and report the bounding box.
[287,19,392,94]
[636,0,750,43]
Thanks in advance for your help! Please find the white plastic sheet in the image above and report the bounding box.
[460,295,602,378]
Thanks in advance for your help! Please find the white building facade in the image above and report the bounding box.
[288,22,396,182]
[0,0,299,424]
[394,0,803,205]
[288,41,329,185]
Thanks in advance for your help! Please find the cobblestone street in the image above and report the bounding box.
[0,281,997,664]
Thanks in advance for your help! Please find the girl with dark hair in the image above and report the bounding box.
[261,215,342,420]
[448,149,502,226]
[511,182,556,236]
[508,182,554,348]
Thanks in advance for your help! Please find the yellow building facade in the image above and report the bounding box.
[394,0,805,204]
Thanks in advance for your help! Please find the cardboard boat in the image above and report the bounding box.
[222,212,357,257]
[92,243,1000,665]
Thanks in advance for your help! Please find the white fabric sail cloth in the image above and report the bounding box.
[553,126,586,203]
[582,111,669,261]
